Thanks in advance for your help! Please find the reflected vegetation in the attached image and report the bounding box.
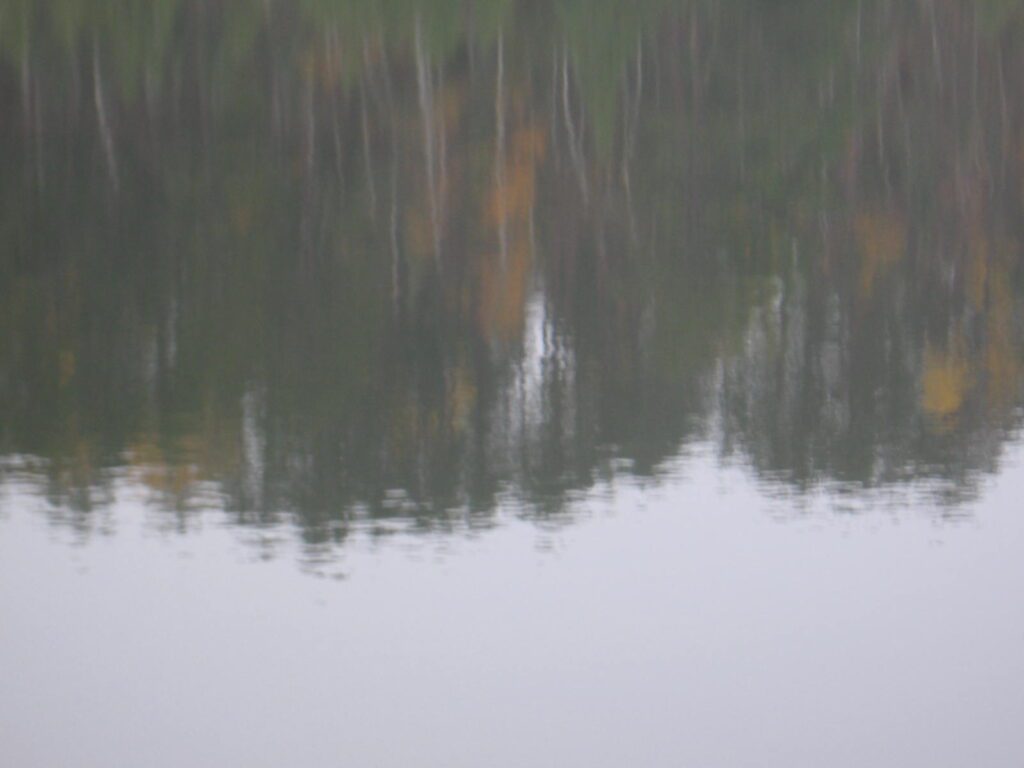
[3,0,1024,546]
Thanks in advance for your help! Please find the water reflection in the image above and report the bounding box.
[2,1,1024,548]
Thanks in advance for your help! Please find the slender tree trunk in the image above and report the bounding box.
[360,60,377,218]
[495,30,508,268]
[415,17,442,267]
[561,50,588,206]
[93,38,119,192]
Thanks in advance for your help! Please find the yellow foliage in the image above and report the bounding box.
[487,126,547,229]
[403,83,465,263]
[478,121,547,343]
[479,239,531,342]
[963,233,1021,411]
[58,349,76,387]
[854,211,906,299]
[984,264,1021,408]
[448,364,476,431]
[127,434,201,498]
[921,341,970,423]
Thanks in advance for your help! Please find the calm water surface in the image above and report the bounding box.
[2,2,1024,766]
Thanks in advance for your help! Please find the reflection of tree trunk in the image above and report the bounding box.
[969,10,988,196]
[622,41,643,244]
[93,39,119,192]
[265,0,281,138]
[360,63,377,218]
[391,162,401,316]
[33,71,43,187]
[529,206,537,275]
[381,39,401,316]
[415,17,442,268]
[495,31,508,268]
[329,85,343,179]
[997,47,1008,191]
[303,75,315,176]
[144,64,157,139]
[929,0,943,93]
[970,5,978,118]
[561,50,588,206]
[375,34,396,115]
[549,53,560,165]
[688,8,699,113]
[327,31,344,184]
[736,47,745,182]
[171,64,181,129]
[70,50,82,126]
[21,44,31,138]
[855,0,862,69]
[895,58,912,209]
[196,6,211,162]
[437,62,448,203]
[21,42,44,187]
[876,69,891,202]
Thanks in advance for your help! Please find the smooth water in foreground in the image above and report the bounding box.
[4,450,1024,767]
[2,2,1024,766]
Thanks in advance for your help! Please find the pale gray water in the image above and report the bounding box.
[4,444,1024,767]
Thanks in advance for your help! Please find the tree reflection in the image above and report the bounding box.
[1,0,1023,545]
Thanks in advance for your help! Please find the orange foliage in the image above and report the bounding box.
[479,238,532,342]
[854,211,906,299]
[487,126,547,228]
[921,338,970,425]
[984,263,1021,409]
[478,121,547,343]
